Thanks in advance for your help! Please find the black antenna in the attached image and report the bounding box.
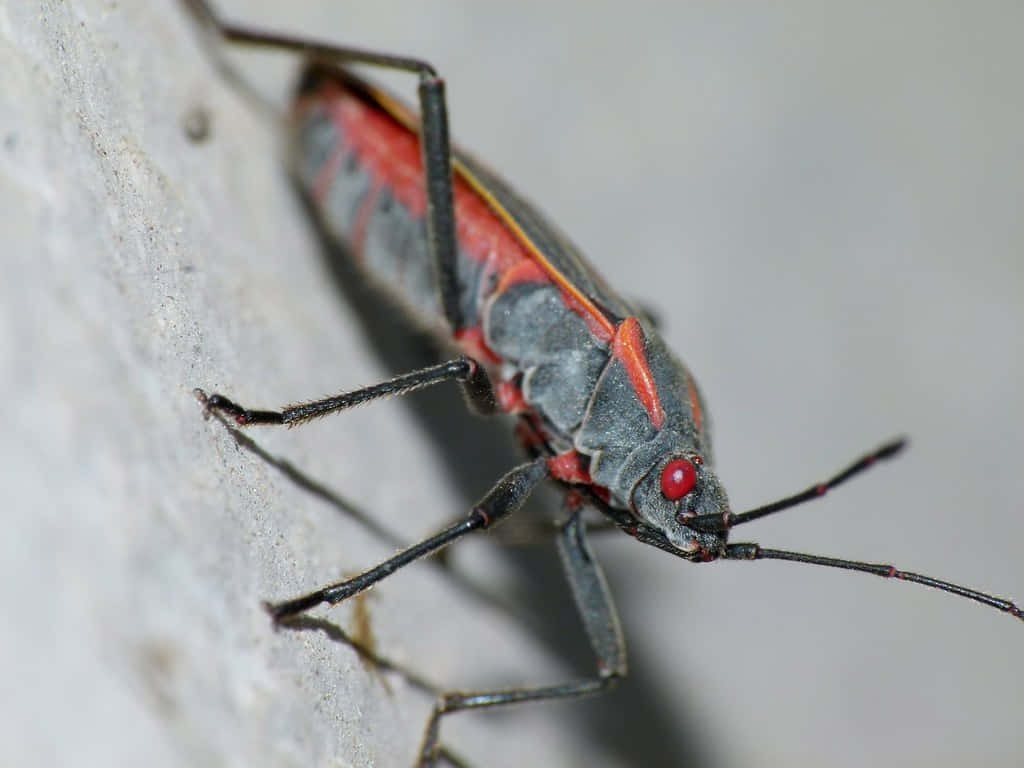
[688,437,907,534]
[682,437,1023,622]
[723,543,1023,620]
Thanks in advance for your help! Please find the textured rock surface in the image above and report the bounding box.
[3,2,1023,767]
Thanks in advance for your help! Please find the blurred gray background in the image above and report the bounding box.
[2,1,1022,766]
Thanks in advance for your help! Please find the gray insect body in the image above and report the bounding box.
[191,5,1020,762]
[293,69,729,557]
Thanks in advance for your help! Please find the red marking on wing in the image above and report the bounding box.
[459,167,617,343]
[299,79,618,347]
[330,94,428,216]
[495,259,550,294]
[454,327,502,365]
[685,372,703,433]
[452,179,525,277]
[316,85,525,278]
[612,317,665,430]
[493,261,613,345]
[561,289,614,344]
[546,451,593,485]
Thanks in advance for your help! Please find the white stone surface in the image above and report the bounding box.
[2,2,1023,767]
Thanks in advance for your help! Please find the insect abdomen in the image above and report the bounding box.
[293,73,519,337]
[290,68,703,480]
[291,70,615,441]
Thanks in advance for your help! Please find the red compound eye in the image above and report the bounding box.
[660,458,697,500]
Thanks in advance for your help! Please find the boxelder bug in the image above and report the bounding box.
[183,1,1022,764]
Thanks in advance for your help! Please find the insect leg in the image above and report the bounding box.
[418,511,626,764]
[266,458,549,621]
[182,0,464,331]
[556,510,628,679]
[196,355,495,428]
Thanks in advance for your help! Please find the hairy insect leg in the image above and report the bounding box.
[181,0,464,332]
[418,511,627,765]
[196,355,495,429]
[265,458,549,621]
